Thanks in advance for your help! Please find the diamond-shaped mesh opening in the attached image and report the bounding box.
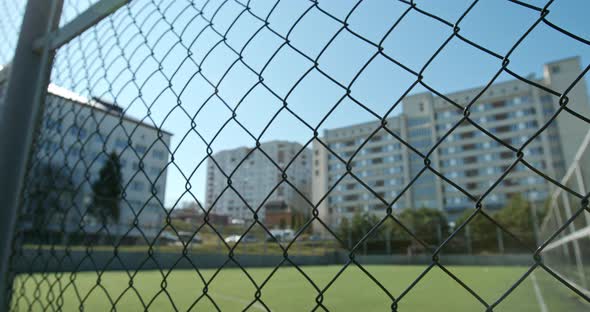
[2,0,590,311]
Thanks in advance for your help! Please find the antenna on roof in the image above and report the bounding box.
[91,96,124,115]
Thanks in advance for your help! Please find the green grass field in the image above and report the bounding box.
[12,265,588,311]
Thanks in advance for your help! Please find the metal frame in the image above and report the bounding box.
[1,0,134,308]
[32,0,129,52]
[0,0,64,310]
[539,129,590,295]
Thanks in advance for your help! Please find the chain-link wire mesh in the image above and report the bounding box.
[4,0,590,311]
[540,130,590,296]
[0,0,25,67]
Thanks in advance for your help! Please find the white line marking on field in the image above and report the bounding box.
[531,272,548,312]
[211,292,266,311]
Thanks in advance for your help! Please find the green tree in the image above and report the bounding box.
[90,152,123,224]
[342,211,382,244]
[28,164,74,235]
[398,207,449,246]
[337,216,351,245]
[495,194,537,247]
[454,209,497,252]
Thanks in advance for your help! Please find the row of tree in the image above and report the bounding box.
[28,152,123,242]
[336,195,542,254]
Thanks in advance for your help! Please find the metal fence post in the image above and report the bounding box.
[496,227,504,254]
[0,0,63,310]
[465,224,472,255]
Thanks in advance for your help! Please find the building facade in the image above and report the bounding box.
[313,57,590,229]
[21,83,172,240]
[205,141,312,226]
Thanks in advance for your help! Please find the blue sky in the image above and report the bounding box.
[52,0,590,208]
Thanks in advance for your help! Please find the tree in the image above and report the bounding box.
[337,216,351,246]
[398,208,450,246]
[28,163,74,237]
[336,211,382,247]
[452,195,539,253]
[90,152,123,224]
[495,194,537,247]
[454,209,497,252]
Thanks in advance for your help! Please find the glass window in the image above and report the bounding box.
[135,145,147,154]
[131,181,145,191]
[152,149,166,160]
[115,138,127,149]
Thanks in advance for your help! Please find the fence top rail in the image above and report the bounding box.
[32,0,128,53]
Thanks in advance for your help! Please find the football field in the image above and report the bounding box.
[12,265,588,311]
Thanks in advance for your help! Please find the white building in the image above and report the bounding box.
[23,83,172,241]
[313,57,590,228]
[205,141,312,224]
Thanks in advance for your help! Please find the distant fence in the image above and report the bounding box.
[539,130,590,296]
[11,249,531,273]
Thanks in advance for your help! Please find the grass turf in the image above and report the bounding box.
[12,265,588,311]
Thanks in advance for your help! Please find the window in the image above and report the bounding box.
[465,169,478,177]
[372,158,384,165]
[135,145,147,154]
[491,101,505,109]
[460,132,474,139]
[45,119,63,132]
[370,147,383,156]
[464,156,477,164]
[409,128,431,137]
[152,149,166,160]
[69,126,87,139]
[408,117,428,126]
[149,167,160,176]
[551,65,560,74]
[94,134,105,145]
[278,151,285,162]
[540,94,553,104]
[494,113,508,121]
[344,195,359,201]
[115,139,127,149]
[131,181,145,191]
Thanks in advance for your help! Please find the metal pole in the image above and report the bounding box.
[465,224,472,255]
[496,227,504,254]
[0,0,63,310]
[385,227,391,255]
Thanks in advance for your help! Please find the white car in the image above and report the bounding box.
[224,235,241,243]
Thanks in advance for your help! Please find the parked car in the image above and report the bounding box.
[224,234,258,243]
[307,235,322,241]
[267,229,294,242]
[241,234,258,243]
[178,231,202,244]
[224,235,241,243]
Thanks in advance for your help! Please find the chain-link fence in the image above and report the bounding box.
[540,130,590,298]
[1,0,590,311]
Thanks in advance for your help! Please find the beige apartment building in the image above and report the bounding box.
[205,141,312,225]
[313,57,590,229]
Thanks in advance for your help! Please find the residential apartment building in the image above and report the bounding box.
[313,57,590,229]
[205,141,312,226]
[13,82,172,241]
